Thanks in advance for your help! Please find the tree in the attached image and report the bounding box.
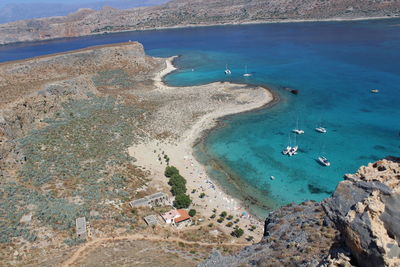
[173,194,191,209]
[220,211,227,218]
[232,228,244,238]
[171,183,187,196]
[169,174,187,196]
[188,209,196,217]
[164,166,179,177]
[199,192,206,198]
[168,174,186,187]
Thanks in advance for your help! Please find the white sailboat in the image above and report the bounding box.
[315,120,327,133]
[289,134,299,156]
[224,64,232,75]
[282,134,298,156]
[282,134,292,155]
[292,117,304,135]
[243,65,252,77]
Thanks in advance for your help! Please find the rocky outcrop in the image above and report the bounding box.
[201,157,400,266]
[0,0,400,45]
[323,157,400,267]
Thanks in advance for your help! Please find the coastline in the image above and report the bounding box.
[0,16,398,47]
[128,56,274,239]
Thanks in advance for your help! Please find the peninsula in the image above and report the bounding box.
[0,42,271,265]
[0,0,399,45]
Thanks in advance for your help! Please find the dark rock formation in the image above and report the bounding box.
[201,157,400,266]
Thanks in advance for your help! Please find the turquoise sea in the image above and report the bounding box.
[1,19,399,217]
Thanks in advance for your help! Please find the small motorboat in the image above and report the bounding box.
[270,176,275,180]
[315,127,327,133]
[318,156,331,167]
[371,89,379,93]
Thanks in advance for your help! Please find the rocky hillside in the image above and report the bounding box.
[0,0,400,45]
[201,157,400,267]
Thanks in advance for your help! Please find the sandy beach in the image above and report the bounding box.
[128,56,273,239]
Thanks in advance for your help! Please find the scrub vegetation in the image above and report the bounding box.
[0,95,149,243]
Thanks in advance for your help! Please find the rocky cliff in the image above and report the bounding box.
[0,0,400,45]
[201,157,400,266]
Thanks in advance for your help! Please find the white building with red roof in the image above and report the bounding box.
[161,209,191,226]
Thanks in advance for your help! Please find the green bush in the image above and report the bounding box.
[199,192,206,198]
[173,194,191,209]
[232,228,244,238]
[220,211,227,218]
[164,166,179,177]
[170,184,187,196]
[188,209,196,217]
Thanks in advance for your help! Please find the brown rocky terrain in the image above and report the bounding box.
[201,157,400,266]
[0,0,400,45]
[0,42,269,266]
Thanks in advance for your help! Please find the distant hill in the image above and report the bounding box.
[0,0,169,24]
[0,0,399,45]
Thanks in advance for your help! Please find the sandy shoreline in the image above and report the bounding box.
[128,57,273,240]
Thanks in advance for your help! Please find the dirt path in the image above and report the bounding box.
[62,233,249,266]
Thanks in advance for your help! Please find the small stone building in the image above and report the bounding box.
[143,215,158,226]
[76,217,87,239]
[129,192,169,208]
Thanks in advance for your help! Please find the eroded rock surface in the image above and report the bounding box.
[324,157,400,267]
[201,157,400,266]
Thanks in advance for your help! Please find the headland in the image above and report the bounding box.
[0,41,272,266]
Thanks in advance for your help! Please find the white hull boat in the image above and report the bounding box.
[224,64,231,75]
[292,117,304,135]
[318,156,331,166]
[243,65,252,77]
[292,129,304,135]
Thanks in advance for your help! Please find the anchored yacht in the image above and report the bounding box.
[224,64,232,75]
[292,117,304,134]
[318,156,331,166]
[243,65,252,77]
[315,127,327,133]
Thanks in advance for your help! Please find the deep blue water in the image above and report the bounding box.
[1,19,399,217]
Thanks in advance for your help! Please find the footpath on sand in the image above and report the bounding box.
[62,232,251,266]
